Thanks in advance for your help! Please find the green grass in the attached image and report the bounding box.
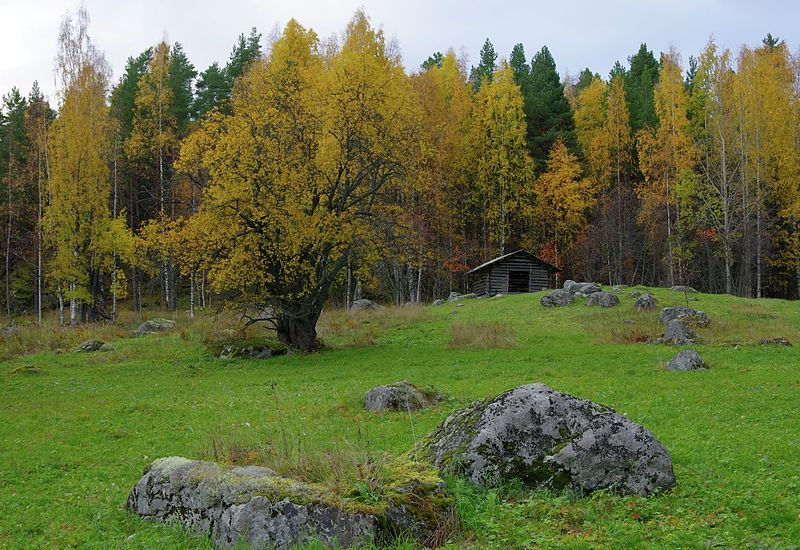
[1,288,799,548]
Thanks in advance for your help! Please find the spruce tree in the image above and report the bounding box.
[471,38,497,91]
[167,42,196,134]
[509,43,530,87]
[421,51,444,70]
[624,43,659,133]
[525,46,576,170]
[194,62,228,117]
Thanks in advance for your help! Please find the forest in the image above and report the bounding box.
[0,8,798,349]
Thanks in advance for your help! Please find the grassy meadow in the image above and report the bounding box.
[1,288,799,548]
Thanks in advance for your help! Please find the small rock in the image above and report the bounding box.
[671,285,697,293]
[432,299,445,307]
[540,289,573,307]
[629,290,642,298]
[447,292,462,302]
[74,339,113,352]
[491,293,503,299]
[135,318,175,336]
[365,381,445,412]
[634,293,657,311]
[586,291,619,307]
[218,343,286,359]
[416,384,675,496]
[759,337,792,347]
[666,350,707,371]
[351,299,380,311]
[612,285,622,292]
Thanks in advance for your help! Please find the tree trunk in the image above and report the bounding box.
[276,310,321,352]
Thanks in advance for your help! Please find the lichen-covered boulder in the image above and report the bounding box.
[666,350,706,371]
[586,291,619,307]
[634,293,657,311]
[660,307,709,327]
[447,292,462,302]
[432,299,445,307]
[74,339,113,352]
[416,384,675,496]
[659,319,696,345]
[351,299,380,311]
[126,457,452,549]
[135,318,175,336]
[365,381,444,412]
[540,289,573,307]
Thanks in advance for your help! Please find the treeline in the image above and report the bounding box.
[0,9,798,331]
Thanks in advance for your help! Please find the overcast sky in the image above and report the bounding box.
[1,0,797,103]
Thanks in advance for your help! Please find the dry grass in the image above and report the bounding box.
[317,304,429,347]
[448,321,516,349]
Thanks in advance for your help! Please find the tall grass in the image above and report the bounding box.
[448,322,516,349]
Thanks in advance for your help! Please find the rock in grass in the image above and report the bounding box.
[540,289,573,307]
[127,456,453,549]
[351,299,381,311]
[135,318,175,336]
[670,285,697,293]
[634,293,657,311]
[432,299,445,306]
[74,339,113,352]
[629,289,642,298]
[416,384,675,496]
[660,307,709,328]
[586,291,619,307]
[760,337,792,347]
[564,281,603,297]
[659,319,696,345]
[365,381,445,412]
[666,350,706,371]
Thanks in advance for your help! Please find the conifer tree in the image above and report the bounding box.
[471,38,497,91]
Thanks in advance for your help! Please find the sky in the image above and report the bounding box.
[1,0,798,103]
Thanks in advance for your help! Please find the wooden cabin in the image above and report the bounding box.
[466,249,560,296]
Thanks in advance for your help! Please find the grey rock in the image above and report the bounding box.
[759,337,792,347]
[136,318,175,336]
[365,381,444,412]
[563,280,577,293]
[127,457,452,549]
[634,293,657,311]
[351,299,380,311]
[660,319,696,345]
[416,384,675,496]
[218,344,286,360]
[670,285,697,293]
[660,307,710,327]
[612,285,623,292]
[568,282,603,297]
[460,293,477,300]
[74,339,113,352]
[540,289,573,307]
[447,292,462,302]
[126,457,374,549]
[666,350,706,371]
[629,290,642,298]
[432,299,445,307]
[586,291,619,307]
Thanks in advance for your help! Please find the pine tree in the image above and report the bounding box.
[194,62,228,117]
[421,51,444,70]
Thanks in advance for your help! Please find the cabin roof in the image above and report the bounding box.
[466,249,561,275]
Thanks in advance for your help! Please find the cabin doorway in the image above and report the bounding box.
[508,270,530,293]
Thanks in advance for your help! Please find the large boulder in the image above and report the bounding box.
[127,457,452,549]
[416,384,675,496]
[540,289,573,307]
[660,307,710,327]
[351,299,380,311]
[586,291,619,307]
[365,381,445,412]
[74,339,113,352]
[666,350,706,371]
[572,283,603,297]
[659,319,696,345]
[136,318,175,336]
[634,293,657,311]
